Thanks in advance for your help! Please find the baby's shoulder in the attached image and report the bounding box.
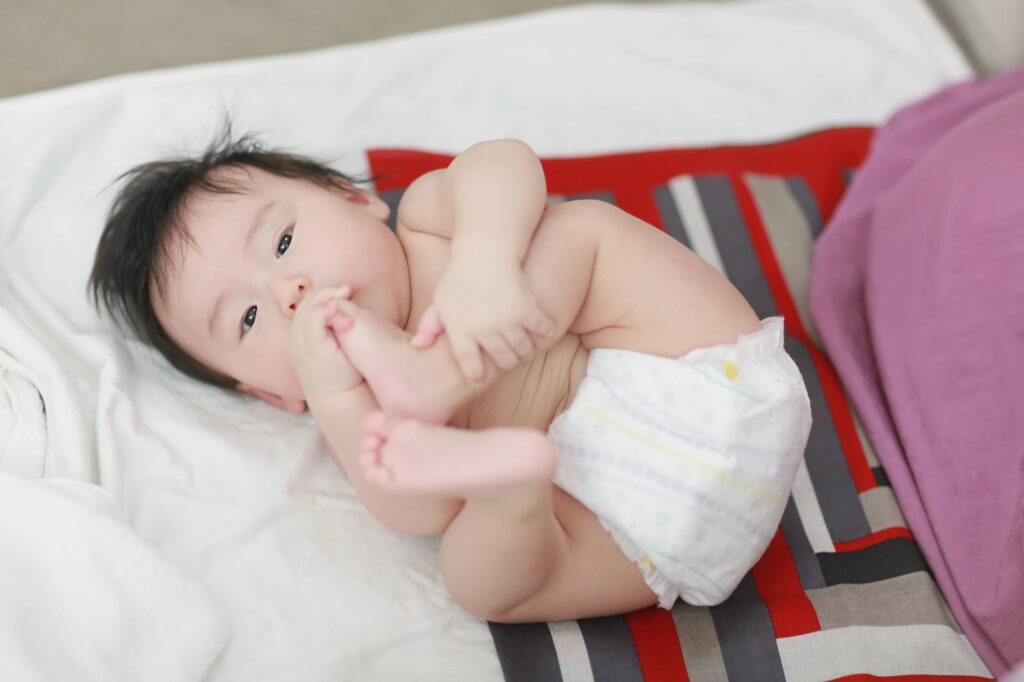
[395,169,452,240]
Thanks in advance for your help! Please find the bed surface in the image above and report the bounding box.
[0,1,985,680]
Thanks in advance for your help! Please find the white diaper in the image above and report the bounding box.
[547,316,812,607]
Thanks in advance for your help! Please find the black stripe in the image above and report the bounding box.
[378,188,405,232]
[780,498,826,590]
[784,176,823,239]
[710,574,788,682]
[488,621,564,682]
[695,174,778,319]
[872,466,891,488]
[786,336,873,543]
[817,537,931,586]
[577,616,645,682]
[654,183,692,248]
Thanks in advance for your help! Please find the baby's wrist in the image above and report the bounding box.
[449,245,519,272]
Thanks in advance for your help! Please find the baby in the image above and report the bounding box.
[91,133,812,623]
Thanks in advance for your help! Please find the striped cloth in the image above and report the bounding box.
[366,131,992,682]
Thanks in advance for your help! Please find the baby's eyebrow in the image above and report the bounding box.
[207,289,228,339]
[205,199,276,338]
[243,200,276,254]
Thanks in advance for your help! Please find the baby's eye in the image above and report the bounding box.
[276,229,293,257]
[242,305,258,333]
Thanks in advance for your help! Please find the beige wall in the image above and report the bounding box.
[930,0,1024,75]
[0,0,674,98]
[1,0,1021,100]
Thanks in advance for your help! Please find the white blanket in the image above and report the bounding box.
[0,471,227,681]
[0,1,970,680]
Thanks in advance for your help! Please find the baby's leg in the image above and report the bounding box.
[360,414,657,621]
[331,301,509,425]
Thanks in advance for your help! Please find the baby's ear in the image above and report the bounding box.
[236,383,307,414]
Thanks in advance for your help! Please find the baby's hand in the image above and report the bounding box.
[289,286,363,401]
[409,257,554,385]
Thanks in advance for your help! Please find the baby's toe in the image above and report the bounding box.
[362,410,389,434]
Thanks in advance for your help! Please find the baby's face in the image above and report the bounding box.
[152,167,410,412]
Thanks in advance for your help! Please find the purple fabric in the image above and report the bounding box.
[810,65,1024,677]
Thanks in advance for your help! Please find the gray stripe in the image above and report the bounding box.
[693,175,778,319]
[710,574,787,682]
[671,604,728,682]
[807,573,962,632]
[785,336,872,542]
[567,190,616,204]
[654,184,691,248]
[859,486,907,533]
[780,497,826,589]
[852,405,881,468]
[745,174,821,347]
[488,621,564,682]
[577,616,645,682]
[785,176,823,239]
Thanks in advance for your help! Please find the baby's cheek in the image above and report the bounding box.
[270,340,305,399]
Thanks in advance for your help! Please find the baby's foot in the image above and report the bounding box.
[327,300,461,423]
[359,411,557,496]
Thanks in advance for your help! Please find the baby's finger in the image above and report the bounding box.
[326,311,354,335]
[450,334,486,385]
[526,310,556,337]
[480,332,519,371]
[306,285,349,310]
[410,307,444,349]
[501,326,536,360]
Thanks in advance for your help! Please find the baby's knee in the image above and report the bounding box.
[441,570,522,622]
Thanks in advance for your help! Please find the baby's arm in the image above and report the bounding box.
[400,139,555,384]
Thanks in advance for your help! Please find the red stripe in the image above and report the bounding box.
[811,346,878,493]
[833,526,913,553]
[806,128,875,222]
[751,529,821,638]
[368,128,875,197]
[626,607,689,682]
[614,183,666,232]
[366,149,451,191]
[827,671,995,675]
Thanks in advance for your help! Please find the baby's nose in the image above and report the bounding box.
[276,276,311,316]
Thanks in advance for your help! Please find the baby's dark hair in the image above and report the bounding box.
[89,128,367,388]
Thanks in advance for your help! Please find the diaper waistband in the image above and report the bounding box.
[680,316,785,364]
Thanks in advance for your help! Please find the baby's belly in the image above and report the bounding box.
[453,332,590,432]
